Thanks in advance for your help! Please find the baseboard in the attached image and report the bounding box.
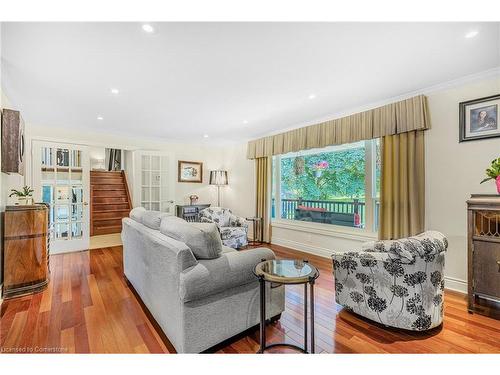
[272,237,469,294]
[271,237,333,259]
[444,276,467,294]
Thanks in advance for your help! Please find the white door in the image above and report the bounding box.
[32,141,90,253]
[134,151,175,214]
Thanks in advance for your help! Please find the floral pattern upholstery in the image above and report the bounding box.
[200,207,248,249]
[331,231,448,331]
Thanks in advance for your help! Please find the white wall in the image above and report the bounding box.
[425,76,500,292]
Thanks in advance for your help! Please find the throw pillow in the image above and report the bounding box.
[160,220,223,259]
[129,207,146,223]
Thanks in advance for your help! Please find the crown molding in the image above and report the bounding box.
[251,66,500,140]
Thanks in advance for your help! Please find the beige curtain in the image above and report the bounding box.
[379,130,425,240]
[247,95,430,159]
[255,157,271,243]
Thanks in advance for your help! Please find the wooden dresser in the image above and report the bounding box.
[175,204,210,222]
[3,204,50,299]
[467,194,500,318]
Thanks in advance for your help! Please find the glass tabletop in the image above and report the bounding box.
[254,259,319,284]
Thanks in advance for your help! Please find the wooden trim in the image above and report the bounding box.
[177,160,203,183]
[121,170,133,209]
[90,184,94,236]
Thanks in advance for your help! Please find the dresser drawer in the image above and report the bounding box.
[473,239,500,299]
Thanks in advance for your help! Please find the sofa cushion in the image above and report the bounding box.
[129,207,146,223]
[160,221,223,259]
[179,247,275,302]
[141,210,172,230]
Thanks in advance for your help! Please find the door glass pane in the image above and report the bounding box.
[141,155,150,170]
[152,172,160,186]
[142,187,150,201]
[42,168,55,182]
[71,222,82,238]
[56,168,70,184]
[56,186,70,202]
[56,223,69,239]
[151,156,160,171]
[71,150,82,167]
[142,202,150,210]
[151,202,160,211]
[71,204,83,221]
[151,187,160,201]
[56,149,70,167]
[42,185,53,204]
[71,169,83,184]
[142,171,151,186]
[72,187,83,203]
[55,205,70,222]
[41,147,53,166]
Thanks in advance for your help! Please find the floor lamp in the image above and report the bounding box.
[209,170,228,207]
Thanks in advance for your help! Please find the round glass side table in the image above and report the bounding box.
[254,259,320,354]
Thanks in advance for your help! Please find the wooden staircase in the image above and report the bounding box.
[90,170,132,236]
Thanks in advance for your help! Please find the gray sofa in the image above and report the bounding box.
[121,208,285,353]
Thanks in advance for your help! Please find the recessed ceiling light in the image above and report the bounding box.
[203,134,209,138]
[97,116,103,120]
[243,120,249,124]
[142,24,155,33]
[111,88,119,94]
[465,30,479,39]
[308,94,317,100]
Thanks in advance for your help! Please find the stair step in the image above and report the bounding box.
[93,225,122,235]
[91,171,122,174]
[93,212,130,220]
[93,197,129,204]
[92,191,127,198]
[93,218,123,226]
[93,203,130,210]
[93,208,131,213]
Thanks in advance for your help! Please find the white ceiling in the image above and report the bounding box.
[1,22,499,142]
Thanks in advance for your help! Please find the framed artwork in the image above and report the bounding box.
[178,160,203,183]
[459,94,500,142]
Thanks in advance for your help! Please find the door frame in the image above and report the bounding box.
[132,150,176,213]
[31,140,91,254]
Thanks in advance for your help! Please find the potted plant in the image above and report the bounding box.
[480,157,500,194]
[9,186,35,205]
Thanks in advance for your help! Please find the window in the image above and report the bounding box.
[272,139,380,232]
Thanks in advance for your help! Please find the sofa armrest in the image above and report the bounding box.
[179,247,275,303]
[229,214,248,228]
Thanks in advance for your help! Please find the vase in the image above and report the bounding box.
[496,176,500,194]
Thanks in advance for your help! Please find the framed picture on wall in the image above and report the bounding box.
[459,94,500,142]
[178,160,203,183]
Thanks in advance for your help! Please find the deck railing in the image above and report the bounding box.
[272,198,366,226]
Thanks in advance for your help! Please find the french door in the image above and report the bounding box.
[134,151,175,214]
[32,141,90,253]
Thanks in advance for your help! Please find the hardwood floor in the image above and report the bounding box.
[1,244,499,353]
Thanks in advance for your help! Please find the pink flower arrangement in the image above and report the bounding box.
[313,161,329,170]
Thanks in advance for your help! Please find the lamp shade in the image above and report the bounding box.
[209,170,228,186]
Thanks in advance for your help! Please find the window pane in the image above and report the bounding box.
[56,149,69,167]
[276,141,368,228]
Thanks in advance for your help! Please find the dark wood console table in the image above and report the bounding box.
[175,204,211,222]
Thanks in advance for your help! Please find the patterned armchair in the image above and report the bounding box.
[331,231,448,331]
[199,207,248,249]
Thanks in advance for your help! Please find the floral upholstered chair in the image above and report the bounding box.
[199,207,248,249]
[331,231,448,331]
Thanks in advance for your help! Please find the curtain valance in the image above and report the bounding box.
[246,94,430,159]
